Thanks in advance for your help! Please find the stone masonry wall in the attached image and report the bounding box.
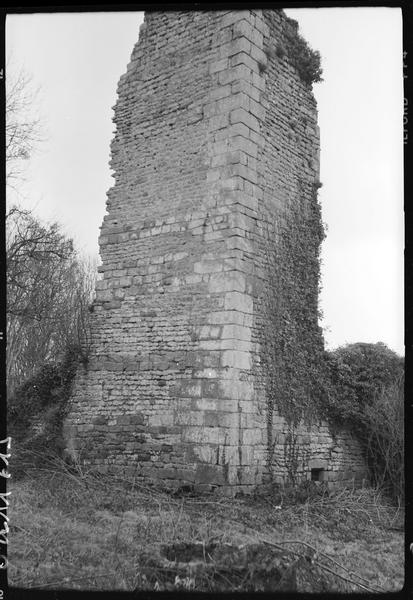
[64,9,368,493]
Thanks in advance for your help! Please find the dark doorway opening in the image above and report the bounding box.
[311,468,324,482]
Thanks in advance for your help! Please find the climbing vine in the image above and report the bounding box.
[260,180,327,480]
[8,344,81,468]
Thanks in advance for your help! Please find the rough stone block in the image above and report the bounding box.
[208,271,246,293]
[220,10,252,28]
[221,323,251,341]
[224,291,253,313]
[207,310,246,325]
[195,464,227,486]
[220,378,254,400]
[221,339,252,352]
[198,325,221,339]
[202,380,222,398]
[198,339,222,351]
[232,20,254,41]
[221,349,251,370]
[230,52,260,73]
[230,108,260,133]
[218,64,251,85]
[209,57,229,74]
[176,381,202,398]
[209,113,230,131]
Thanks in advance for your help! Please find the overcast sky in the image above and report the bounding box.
[6,8,404,355]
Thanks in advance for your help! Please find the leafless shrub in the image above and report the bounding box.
[6,205,96,395]
[6,58,44,188]
[364,374,404,504]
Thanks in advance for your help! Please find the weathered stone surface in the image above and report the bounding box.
[64,9,368,492]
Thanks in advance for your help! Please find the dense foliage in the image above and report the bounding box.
[261,182,326,482]
[283,17,323,86]
[322,343,404,502]
[323,342,404,430]
[262,181,326,431]
[8,345,81,469]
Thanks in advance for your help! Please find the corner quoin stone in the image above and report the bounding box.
[64,9,368,492]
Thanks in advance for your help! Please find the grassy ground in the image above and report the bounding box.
[8,455,404,593]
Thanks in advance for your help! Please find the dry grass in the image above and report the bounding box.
[8,454,404,592]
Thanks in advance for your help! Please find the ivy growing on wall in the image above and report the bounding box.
[260,180,327,480]
[8,344,81,468]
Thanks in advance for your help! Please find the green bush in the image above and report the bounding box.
[323,343,403,426]
[284,18,323,85]
[8,345,81,469]
[322,343,404,502]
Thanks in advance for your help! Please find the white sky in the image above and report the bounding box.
[6,9,404,355]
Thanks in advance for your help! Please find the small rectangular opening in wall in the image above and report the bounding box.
[311,468,324,482]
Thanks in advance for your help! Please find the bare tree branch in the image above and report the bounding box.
[7,206,96,396]
[6,60,44,186]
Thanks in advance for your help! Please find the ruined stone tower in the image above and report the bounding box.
[64,9,367,492]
